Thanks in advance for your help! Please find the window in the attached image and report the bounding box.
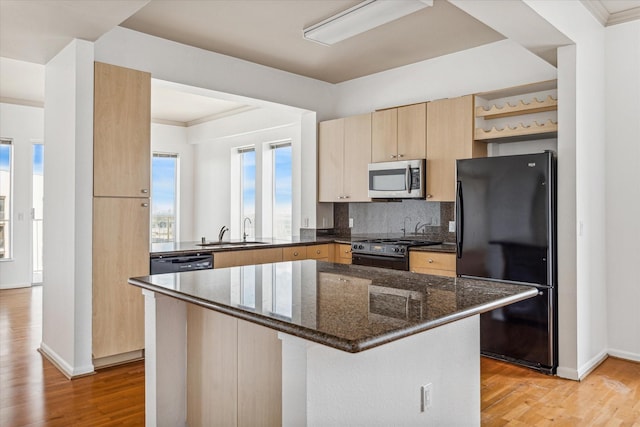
[0,139,12,259]
[239,147,256,232]
[32,143,44,282]
[151,153,179,243]
[271,141,292,239]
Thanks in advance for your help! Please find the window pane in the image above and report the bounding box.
[241,150,256,231]
[33,144,44,281]
[0,142,11,259]
[273,145,292,239]
[151,154,178,243]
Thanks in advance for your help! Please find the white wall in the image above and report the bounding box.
[605,21,640,361]
[151,123,194,241]
[0,103,43,289]
[41,39,94,377]
[188,109,302,240]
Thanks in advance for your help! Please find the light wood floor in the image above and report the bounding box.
[1,287,639,426]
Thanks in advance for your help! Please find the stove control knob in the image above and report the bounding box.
[358,244,364,249]
[393,247,400,253]
[400,248,405,253]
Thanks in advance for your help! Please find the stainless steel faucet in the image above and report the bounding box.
[243,217,252,241]
[218,226,229,242]
[414,222,427,235]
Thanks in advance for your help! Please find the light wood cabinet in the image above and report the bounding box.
[92,62,151,365]
[214,248,283,268]
[331,243,352,265]
[307,244,329,260]
[409,251,456,277]
[187,305,282,427]
[93,62,151,198]
[372,103,426,162]
[282,246,307,261]
[318,113,371,202]
[426,96,486,202]
[92,197,148,360]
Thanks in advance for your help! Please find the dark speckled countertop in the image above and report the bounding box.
[130,260,536,353]
[150,235,456,256]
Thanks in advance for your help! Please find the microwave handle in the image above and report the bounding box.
[406,165,412,193]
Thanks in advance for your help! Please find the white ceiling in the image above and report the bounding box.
[1,0,639,121]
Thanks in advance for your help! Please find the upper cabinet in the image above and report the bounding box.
[372,103,426,163]
[318,113,372,203]
[94,62,151,198]
[426,95,486,202]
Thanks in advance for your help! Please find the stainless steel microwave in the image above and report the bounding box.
[368,159,425,199]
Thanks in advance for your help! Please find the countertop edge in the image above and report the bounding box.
[129,277,537,353]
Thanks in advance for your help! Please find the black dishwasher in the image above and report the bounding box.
[150,253,213,274]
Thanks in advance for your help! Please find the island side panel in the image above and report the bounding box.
[142,290,187,427]
[279,315,481,427]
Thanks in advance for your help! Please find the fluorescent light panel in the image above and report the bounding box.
[303,0,433,46]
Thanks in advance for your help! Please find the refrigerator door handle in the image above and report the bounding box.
[456,180,464,258]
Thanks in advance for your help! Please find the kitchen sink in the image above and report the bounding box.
[196,241,268,247]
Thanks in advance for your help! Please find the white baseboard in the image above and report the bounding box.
[556,366,580,381]
[608,348,640,363]
[39,342,94,379]
[0,282,31,290]
[577,349,608,380]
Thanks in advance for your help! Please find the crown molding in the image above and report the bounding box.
[581,0,640,26]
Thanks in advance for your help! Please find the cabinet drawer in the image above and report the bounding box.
[409,252,456,274]
[307,244,329,260]
[215,248,283,268]
[337,244,352,262]
[283,246,307,261]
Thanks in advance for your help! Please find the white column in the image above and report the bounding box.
[143,290,187,427]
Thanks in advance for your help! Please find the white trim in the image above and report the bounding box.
[608,6,640,26]
[39,342,95,379]
[0,282,31,289]
[0,97,44,108]
[608,348,640,363]
[152,118,186,127]
[556,366,580,381]
[577,349,609,380]
[580,0,640,26]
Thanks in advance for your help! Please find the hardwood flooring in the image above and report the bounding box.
[1,287,639,426]
[0,287,144,426]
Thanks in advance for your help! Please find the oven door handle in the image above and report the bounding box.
[406,164,412,194]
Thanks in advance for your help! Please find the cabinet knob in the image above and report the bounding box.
[141,203,149,207]
[428,259,433,263]
[293,251,299,256]
[390,154,397,159]
[343,195,350,199]
[141,189,149,194]
[316,250,321,254]
[426,194,433,199]
[398,154,404,158]
[345,250,351,254]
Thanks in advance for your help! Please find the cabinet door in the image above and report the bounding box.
[343,113,372,202]
[318,118,344,202]
[283,246,307,261]
[397,103,426,160]
[371,109,397,162]
[94,62,151,198]
[214,248,283,268]
[409,252,456,277]
[92,197,149,359]
[426,96,485,201]
[237,320,282,427]
[307,244,329,260]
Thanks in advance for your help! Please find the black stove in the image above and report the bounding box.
[351,238,442,271]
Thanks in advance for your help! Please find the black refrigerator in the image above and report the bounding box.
[456,151,557,374]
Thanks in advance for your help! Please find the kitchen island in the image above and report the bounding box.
[129,260,536,427]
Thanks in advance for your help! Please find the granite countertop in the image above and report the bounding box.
[150,235,456,256]
[129,260,536,353]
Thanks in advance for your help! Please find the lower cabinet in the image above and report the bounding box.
[187,305,282,427]
[92,197,149,362]
[332,244,352,264]
[409,252,456,277]
[214,248,283,268]
[306,244,329,260]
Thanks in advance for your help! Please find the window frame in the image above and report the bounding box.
[0,138,13,260]
[151,151,180,244]
[270,140,292,240]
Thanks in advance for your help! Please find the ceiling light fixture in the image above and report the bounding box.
[303,0,433,46]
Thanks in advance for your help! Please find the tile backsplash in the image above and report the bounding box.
[334,200,456,243]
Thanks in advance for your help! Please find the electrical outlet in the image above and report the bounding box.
[349,218,354,228]
[421,383,433,412]
[449,221,455,232]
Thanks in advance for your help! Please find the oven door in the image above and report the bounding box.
[352,253,409,271]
